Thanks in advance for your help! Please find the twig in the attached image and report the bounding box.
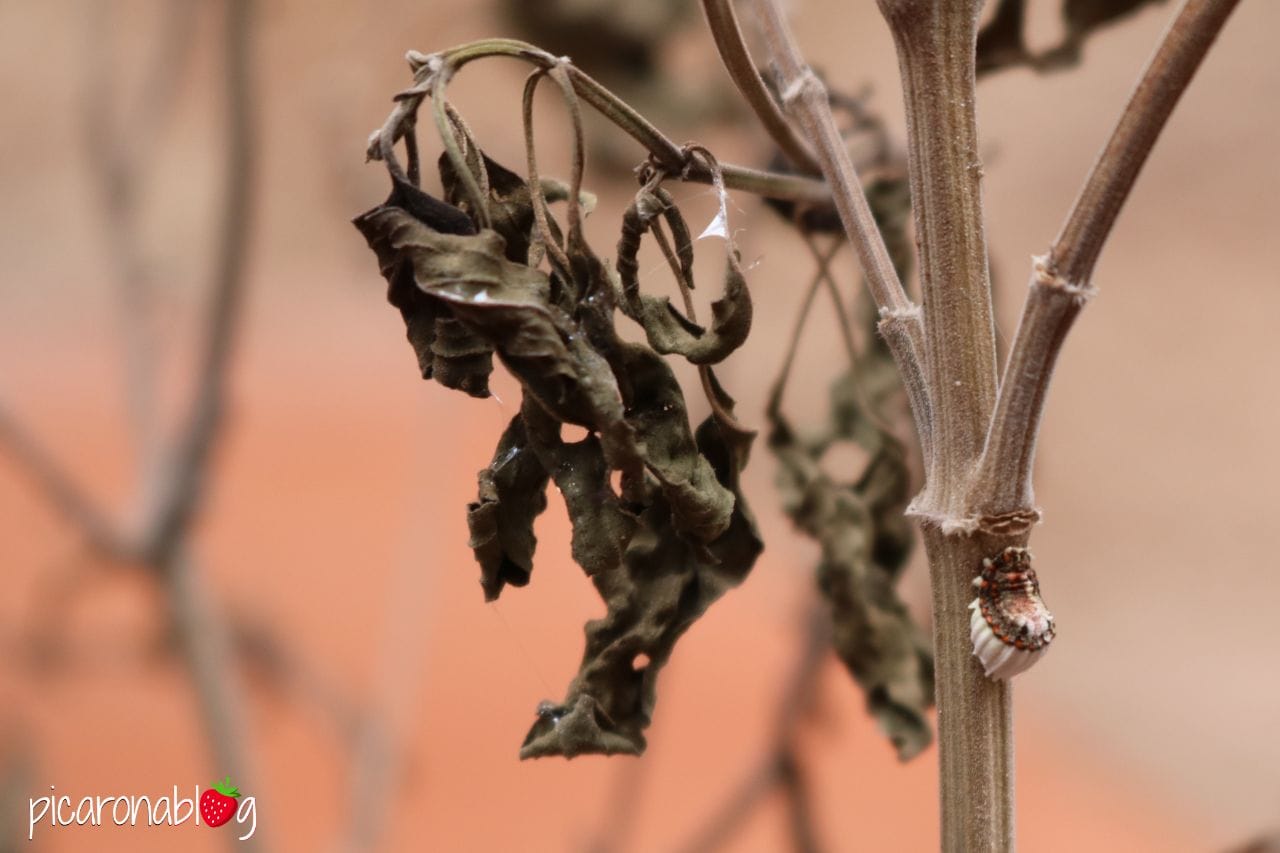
[969,0,1242,529]
[0,404,132,560]
[699,0,821,175]
[747,3,911,317]
[3,6,267,850]
[675,604,829,853]
[166,549,261,853]
[82,1,197,462]
[378,39,832,206]
[746,0,934,469]
[143,0,257,564]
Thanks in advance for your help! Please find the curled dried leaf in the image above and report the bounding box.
[521,398,638,578]
[468,416,550,601]
[615,186,752,365]
[354,179,496,397]
[522,405,762,759]
[769,404,932,761]
[440,150,538,265]
[356,97,762,758]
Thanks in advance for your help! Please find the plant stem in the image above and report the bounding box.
[747,0,934,464]
[699,0,821,175]
[923,528,1013,851]
[969,0,1242,528]
[143,0,256,564]
[868,3,1012,847]
[384,39,833,205]
[875,0,998,525]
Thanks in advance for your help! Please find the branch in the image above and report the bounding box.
[868,2,1012,848]
[969,0,1241,528]
[166,550,263,853]
[698,0,821,175]
[374,39,833,206]
[143,0,257,562]
[747,0,933,465]
[81,0,197,460]
[0,404,132,560]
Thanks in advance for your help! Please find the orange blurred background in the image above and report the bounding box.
[1,1,1277,851]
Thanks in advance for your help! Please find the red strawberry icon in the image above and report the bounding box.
[200,777,240,827]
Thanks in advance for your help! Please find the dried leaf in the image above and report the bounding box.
[521,398,638,578]
[522,406,762,759]
[357,205,638,451]
[353,179,495,397]
[440,150,537,265]
[977,0,1171,77]
[615,343,736,544]
[357,129,761,759]
[616,188,752,365]
[467,415,550,601]
[768,404,932,761]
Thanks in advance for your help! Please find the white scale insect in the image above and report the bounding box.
[968,546,1056,680]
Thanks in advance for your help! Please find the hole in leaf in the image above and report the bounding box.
[631,653,651,671]
[560,423,590,443]
[819,440,872,483]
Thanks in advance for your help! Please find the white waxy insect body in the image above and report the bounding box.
[968,546,1055,680]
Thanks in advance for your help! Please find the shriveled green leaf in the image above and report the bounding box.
[468,415,550,601]
[615,188,752,365]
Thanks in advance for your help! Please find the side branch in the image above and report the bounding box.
[0,405,133,560]
[969,0,1240,528]
[1049,0,1242,285]
[382,39,833,206]
[748,0,932,459]
[699,0,821,175]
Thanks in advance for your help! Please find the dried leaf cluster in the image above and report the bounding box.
[765,113,934,758]
[977,0,1170,76]
[355,59,762,758]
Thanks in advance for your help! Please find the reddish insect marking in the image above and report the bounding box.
[968,546,1055,680]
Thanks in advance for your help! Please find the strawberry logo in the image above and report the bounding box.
[199,777,240,828]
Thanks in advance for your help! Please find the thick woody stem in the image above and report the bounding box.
[923,527,1013,853]
[873,2,1007,849]
[969,0,1241,528]
[749,0,934,465]
[876,0,998,525]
